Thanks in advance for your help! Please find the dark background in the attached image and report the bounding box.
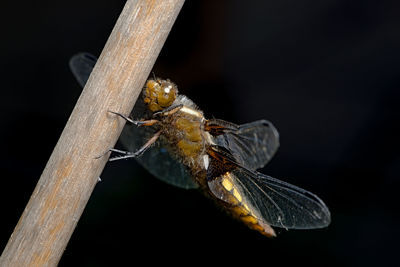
[1,0,399,266]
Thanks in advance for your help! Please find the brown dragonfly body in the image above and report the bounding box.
[70,53,331,237]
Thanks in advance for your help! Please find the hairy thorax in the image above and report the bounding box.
[160,104,212,183]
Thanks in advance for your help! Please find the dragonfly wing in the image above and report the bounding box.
[214,120,279,170]
[69,52,97,87]
[120,122,198,189]
[209,166,331,229]
[69,53,198,189]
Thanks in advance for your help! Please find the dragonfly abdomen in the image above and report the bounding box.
[216,173,276,237]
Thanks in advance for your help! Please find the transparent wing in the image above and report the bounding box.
[120,122,198,189]
[69,52,97,87]
[69,52,198,189]
[209,167,331,229]
[213,120,279,170]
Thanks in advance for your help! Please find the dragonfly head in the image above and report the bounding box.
[144,78,178,112]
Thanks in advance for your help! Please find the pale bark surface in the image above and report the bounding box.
[0,0,185,266]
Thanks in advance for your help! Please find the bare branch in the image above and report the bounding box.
[0,0,185,266]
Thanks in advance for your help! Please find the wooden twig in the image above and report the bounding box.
[0,0,185,266]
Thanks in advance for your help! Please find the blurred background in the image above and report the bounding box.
[1,0,399,266]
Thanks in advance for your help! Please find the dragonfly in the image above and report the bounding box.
[69,53,331,237]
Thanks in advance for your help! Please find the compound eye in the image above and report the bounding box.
[157,84,177,108]
[143,79,178,112]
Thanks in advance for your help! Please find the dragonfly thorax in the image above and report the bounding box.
[160,103,210,173]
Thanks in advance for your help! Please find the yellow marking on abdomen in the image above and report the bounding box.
[222,177,233,191]
[241,215,258,224]
[220,173,276,237]
[232,188,242,202]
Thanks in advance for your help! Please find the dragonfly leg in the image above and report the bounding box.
[153,104,183,117]
[108,130,161,161]
[108,110,158,126]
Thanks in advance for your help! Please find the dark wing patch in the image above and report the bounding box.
[213,120,279,170]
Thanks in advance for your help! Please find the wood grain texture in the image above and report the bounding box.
[0,0,185,266]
